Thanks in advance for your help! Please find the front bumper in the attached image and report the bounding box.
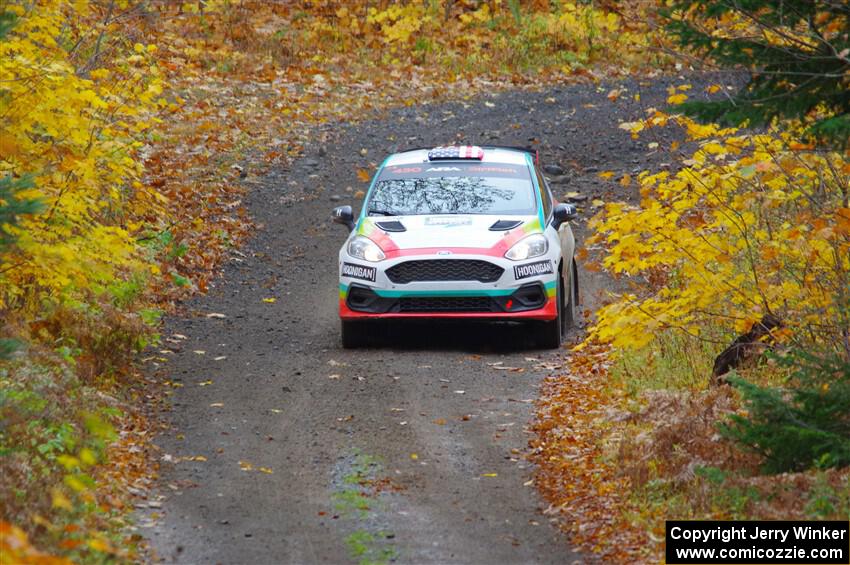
[338,252,558,321]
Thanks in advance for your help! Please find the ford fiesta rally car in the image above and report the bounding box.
[332,145,579,349]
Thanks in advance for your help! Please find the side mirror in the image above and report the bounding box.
[552,203,578,229]
[332,205,355,231]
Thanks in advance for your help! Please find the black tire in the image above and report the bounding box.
[534,274,563,349]
[341,320,368,349]
[564,258,578,331]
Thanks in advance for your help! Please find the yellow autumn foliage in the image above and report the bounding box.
[587,113,850,354]
[0,0,165,311]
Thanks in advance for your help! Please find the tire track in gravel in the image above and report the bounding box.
[142,76,703,564]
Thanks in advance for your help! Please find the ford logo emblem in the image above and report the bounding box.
[437,250,452,255]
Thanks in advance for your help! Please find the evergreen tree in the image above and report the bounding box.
[720,351,850,473]
[664,0,850,148]
[0,175,42,360]
[0,174,42,249]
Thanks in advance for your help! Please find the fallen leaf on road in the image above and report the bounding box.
[214,356,227,361]
[198,380,213,386]
[193,350,205,355]
[185,455,207,462]
[434,418,447,425]
[239,461,254,471]
[206,313,226,319]
[598,171,615,180]
[328,374,340,379]
[482,473,498,477]
[262,297,276,303]
[269,409,282,414]
[410,453,418,460]
[356,168,371,182]
[259,467,273,474]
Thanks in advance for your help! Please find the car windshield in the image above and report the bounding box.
[367,162,536,216]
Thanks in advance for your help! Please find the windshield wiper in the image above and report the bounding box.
[367,209,399,216]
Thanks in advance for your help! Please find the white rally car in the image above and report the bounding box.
[332,145,579,349]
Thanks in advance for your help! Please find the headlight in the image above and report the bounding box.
[505,233,548,261]
[347,235,385,262]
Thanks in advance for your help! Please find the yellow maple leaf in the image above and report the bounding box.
[51,489,73,511]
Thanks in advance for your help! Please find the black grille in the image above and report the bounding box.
[386,260,504,284]
[398,296,494,312]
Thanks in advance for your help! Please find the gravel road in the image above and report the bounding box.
[143,76,696,564]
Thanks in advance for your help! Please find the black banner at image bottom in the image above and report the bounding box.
[666,521,849,564]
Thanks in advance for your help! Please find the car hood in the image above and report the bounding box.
[358,215,540,251]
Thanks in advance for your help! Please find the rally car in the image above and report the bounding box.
[332,145,579,349]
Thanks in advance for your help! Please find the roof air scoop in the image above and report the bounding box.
[376,220,406,232]
[489,219,523,231]
[428,145,484,161]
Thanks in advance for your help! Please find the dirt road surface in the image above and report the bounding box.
[143,78,689,564]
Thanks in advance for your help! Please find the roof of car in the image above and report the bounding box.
[384,146,531,167]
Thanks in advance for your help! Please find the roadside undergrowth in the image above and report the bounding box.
[533,340,850,562]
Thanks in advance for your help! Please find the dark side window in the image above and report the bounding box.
[536,168,553,220]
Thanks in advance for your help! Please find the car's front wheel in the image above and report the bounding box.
[533,274,564,349]
[563,258,578,332]
[341,320,368,349]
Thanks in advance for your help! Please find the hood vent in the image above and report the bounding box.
[376,220,406,232]
[489,219,523,231]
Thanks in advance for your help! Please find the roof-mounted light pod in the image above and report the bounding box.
[427,145,484,161]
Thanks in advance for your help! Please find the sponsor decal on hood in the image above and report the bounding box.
[424,216,473,227]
